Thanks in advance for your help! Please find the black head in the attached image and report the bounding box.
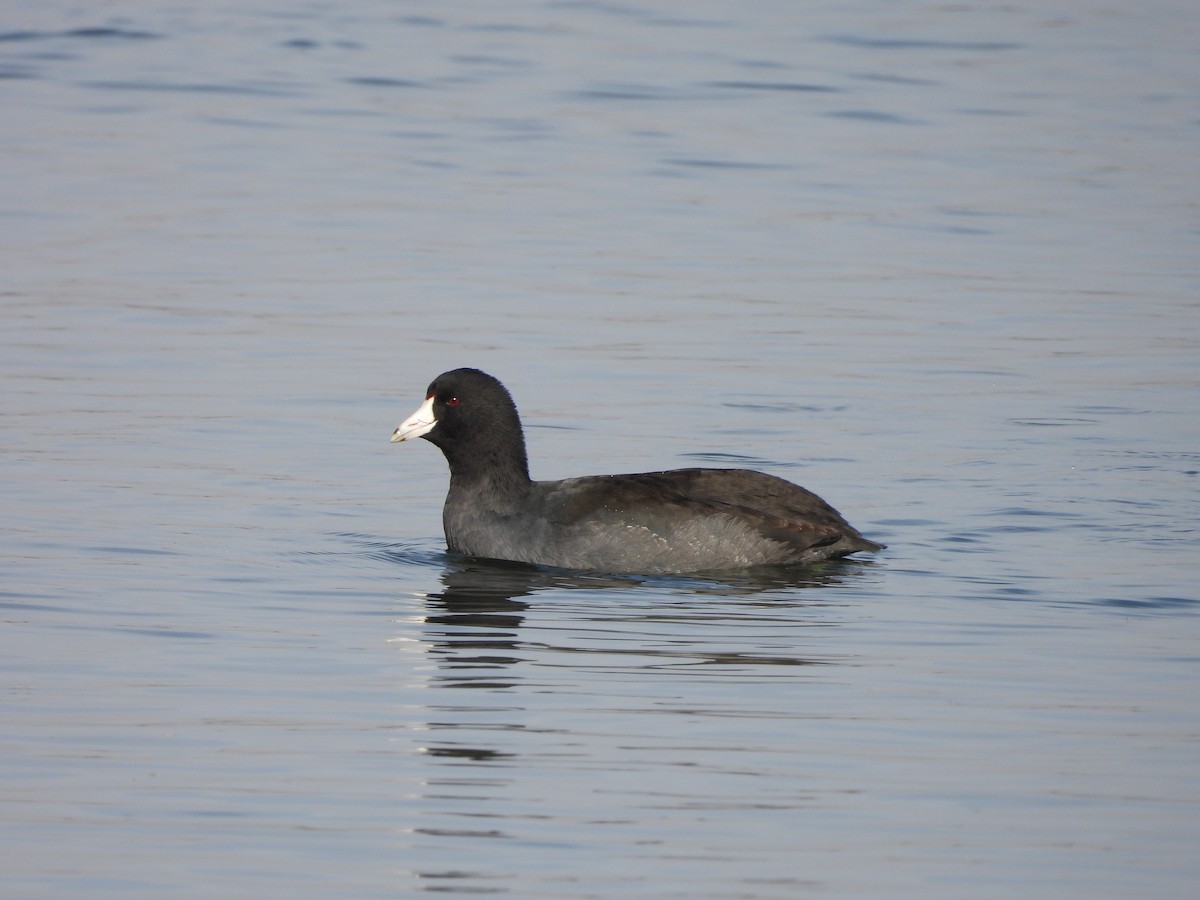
[392,368,530,484]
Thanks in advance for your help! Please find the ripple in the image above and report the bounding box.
[1100,595,1198,611]
[0,28,161,42]
[82,80,301,96]
[665,157,791,171]
[825,35,1022,52]
[1010,417,1099,427]
[345,76,426,89]
[568,83,715,102]
[707,80,839,94]
[826,109,926,125]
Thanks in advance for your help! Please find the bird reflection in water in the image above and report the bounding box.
[414,555,877,691]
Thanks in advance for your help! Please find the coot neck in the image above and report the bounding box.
[440,436,532,501]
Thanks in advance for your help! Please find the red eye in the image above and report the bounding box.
[446,396,460,407]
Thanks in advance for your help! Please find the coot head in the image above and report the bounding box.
[392,368,529,483]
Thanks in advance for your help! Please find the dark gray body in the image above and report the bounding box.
[395,368,884,576]
[444,467,883,575]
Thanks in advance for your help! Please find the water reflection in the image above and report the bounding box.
[420,563,536,691]
[427,555,874,609]
[409,556,877,692]
[398,558,875,893]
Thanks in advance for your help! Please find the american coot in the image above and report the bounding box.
[392,368,884,575]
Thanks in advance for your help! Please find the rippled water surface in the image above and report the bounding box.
[3,2,1198,897]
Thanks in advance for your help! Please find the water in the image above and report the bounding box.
[3,2,1198,896]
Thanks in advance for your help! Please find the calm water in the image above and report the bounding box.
[3,2,1199,897]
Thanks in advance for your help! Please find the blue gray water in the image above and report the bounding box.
[3,2,1198,897]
